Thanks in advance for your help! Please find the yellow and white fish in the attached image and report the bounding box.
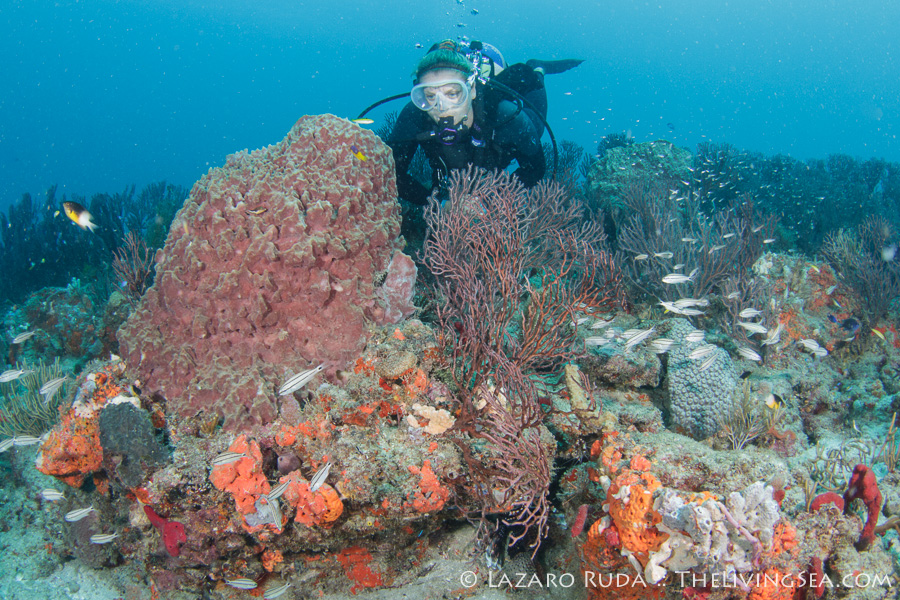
[63,201,97,232]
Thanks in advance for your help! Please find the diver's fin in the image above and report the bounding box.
[525,58,584,75]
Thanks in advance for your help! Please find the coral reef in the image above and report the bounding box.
[8,126,900,600]
[118,114,410,432]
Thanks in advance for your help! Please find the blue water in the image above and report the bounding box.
[1,0,897,210]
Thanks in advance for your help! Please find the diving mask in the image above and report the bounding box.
[410,79,471,112]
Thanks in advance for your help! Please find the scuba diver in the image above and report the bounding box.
[377,40,583,205]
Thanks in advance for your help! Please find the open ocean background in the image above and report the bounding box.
[1,0,897,211]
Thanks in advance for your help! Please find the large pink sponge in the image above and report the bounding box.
[118,114,407,432]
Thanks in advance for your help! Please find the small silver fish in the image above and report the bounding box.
[722,232,736,239]
[825,285,838,295]
[11,331,36,344]
[309,461,333,493]
[624,327,656,350]
[225,578,259,590]
[39,376,68,397]
[662,273,693,284]
[0,369,30,383]
[211,451,246,467]
[590,318,614,329]
[673,263,685,270]
[680,308,705,316]
[738,321,769,335]
[0,438,14,453]
[708,244,726,253]
[752,224,764,233]
[737,347,762,361]
[688,344,716,360]
[13,435,42,446]
[699,354,717,371]
[761,323,782,346]
[41,488,66,501]
[681,237,699,243]
[65,506,96,522]
[90,532,119,544]
[726,291,740,300]
[268,496,283,530]
[738,322,768,335]
[763,238,776,244]
[673,298,708,309]
[584,336,611,346]
[268,481,290,501]
[634,253,649,261]
[685,330,705,343]
[812,347,829,358]
[738,308,762,318]
[797,339,821,351]
[278,364,324,396]
[650,338,676,354]
[658,300,684,314]
[264,582,293,600]
[653,251,674,259]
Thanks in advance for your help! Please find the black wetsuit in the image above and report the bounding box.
[388,64,547,205]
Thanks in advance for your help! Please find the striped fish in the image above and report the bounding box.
[90,532,119,544]
[624,327,656,350]
[225,578,258,590]
[0,438,14,453]
[65,506,96,522]
[737,347,762,362]
[41,488,66,502]
[797,338,821,351]
[673,298,708,309]
[658,300,684,314]
[0,369,30,383]
[685,330,705,343]
[13,435,42,446]
[738,322,767,335]
[738,308,762,319]
[688,345,716,360]
[309,461,333,493]
[590,318,614,329]
[268,496,283,531]
[761,323,782,346]
[699,354,717,371]
[12,331,37,344]
[40,376,68,400]
[278,364,324,396]
[263,581,293,599]
[650,338,676,354]
[268,481,290,501]
[211,451,246,467]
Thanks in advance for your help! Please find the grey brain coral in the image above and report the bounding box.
[666,318,738,439]
[118,114,407,432]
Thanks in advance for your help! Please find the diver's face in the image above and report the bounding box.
[418,69,474,126]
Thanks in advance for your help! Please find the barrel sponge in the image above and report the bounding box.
[117,114,405,432]
[666,319,738,439]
